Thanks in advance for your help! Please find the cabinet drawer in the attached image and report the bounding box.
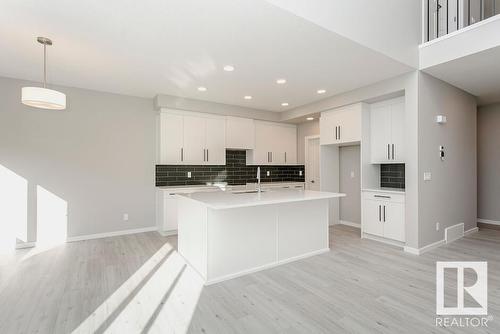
[362,192,405,203]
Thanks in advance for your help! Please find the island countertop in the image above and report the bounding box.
[178,189,345,210]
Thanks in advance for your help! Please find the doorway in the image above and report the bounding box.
[305,136,320,191]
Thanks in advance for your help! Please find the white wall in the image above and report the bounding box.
[155,94,281,122]
[297,120,319,164]
[339,145,361,224]
[477,103,500,222]
[266,0,421,68]
[417,72,477,246]
[0,76,156,242]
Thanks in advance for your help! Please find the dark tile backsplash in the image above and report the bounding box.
[380,164,405,189]
[156,150,305,187]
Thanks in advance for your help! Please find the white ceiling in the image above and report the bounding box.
[423,45,500,106]
[0,0,412,112]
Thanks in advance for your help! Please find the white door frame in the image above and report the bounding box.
[304,135,320,190]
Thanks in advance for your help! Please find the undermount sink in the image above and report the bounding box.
[231,190,266,194]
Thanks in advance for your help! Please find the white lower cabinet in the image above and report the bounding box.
[361,191,405,243]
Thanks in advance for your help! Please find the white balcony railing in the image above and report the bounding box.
[425,0,499,42]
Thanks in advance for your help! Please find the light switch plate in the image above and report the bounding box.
[266,171,270,176]
[424,172,432,181]
[350,171,355,178]
[187,171,192,178]
[299,170,303,176]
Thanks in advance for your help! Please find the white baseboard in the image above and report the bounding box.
[362,233,405,248]
[339,220,361,228]
[477,218,500,226]
[403,225,479,256]
[404,239,445,256]
[205,248,330,285]
[158,229,178,237]
[67,226,157,242]
[464,227,479,235]
[15,241,36,249]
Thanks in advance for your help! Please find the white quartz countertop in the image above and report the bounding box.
[362,187,405,194]
[178,189,345,210]
[158,182,305,194]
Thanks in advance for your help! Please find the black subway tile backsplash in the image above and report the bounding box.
[156,150,305,187]
[380,163,405,189]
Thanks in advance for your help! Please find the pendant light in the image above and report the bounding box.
[21,37,66,110]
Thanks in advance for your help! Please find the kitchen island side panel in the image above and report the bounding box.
[177,196,208,279]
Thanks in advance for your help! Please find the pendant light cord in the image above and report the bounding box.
[43,43,47,88]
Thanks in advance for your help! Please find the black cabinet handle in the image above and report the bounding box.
[338,126,340,140]
[335,126,337,140]
[181,148,184,162]
[392,144,395,160]
[383,205,386,222]
[378,205,381,222]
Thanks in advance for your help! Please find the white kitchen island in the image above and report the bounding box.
[177,189,345,285]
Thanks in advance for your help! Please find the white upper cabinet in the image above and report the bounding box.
[370,97,405,164]
[183,115,206,164]
[247,121,297,165]
[159,110,226,165]
[205,117,226,165]
[320,103,362,145]
[160,113,183,164]
[226,116,255,149]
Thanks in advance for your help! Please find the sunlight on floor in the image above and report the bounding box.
[72,241,204,334]
[0,165,28,254]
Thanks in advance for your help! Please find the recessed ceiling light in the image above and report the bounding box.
[281,102,289,106]
[244,95,252,100]
[223,65,235,72]
[306,117,314,121]
[317,89,326,94]
[276,79,287,84]
[197,86,207,92]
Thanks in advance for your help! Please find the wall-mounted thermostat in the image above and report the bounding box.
[436,115,447,124]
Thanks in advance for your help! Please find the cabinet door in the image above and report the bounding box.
[338,106,361,144]
[383,202,405,242]
[362,199,384,237]
[271,125,287,165]
[160,113,184,164]
[283,126,297,164]
[370,105,392,163]
[254,121,274,164]
[163,193,178,232]
[390,101,405,163]
[320,112,338,145]
[183,116,206,164]
[226,117,254,149]
[205,117,226,165]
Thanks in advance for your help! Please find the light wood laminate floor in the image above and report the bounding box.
[0,225,499,333]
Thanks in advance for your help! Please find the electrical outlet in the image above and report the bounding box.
[424,172,432,181]
[436,222,440,231]
[299,170,303,176]
[187,171,192,178]
[266,171,270,176]
[123,213,129,221]
[350,171,355,178]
